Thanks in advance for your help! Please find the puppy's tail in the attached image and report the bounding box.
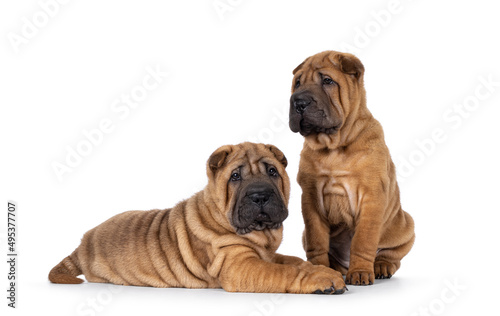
[48,250,84,284]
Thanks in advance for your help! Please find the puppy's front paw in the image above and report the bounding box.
[302,265,347,294]
[345,269,374,286]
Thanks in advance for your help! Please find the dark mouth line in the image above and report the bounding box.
[235,222,283,235]
[299,120,339,135]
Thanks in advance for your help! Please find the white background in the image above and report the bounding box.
[1,0,499,315]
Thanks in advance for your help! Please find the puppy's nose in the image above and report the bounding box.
[293,96,312,114]
[248,191,271,207]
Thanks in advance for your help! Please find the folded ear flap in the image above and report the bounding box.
[267,145,288,168]
[339,54,365,79]
[208,145,232,174]
[292,57,310,75]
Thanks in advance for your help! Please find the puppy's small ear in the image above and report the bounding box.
[292,57,310,75]
[339,54,365,79]
[267,145,288,168]
[208,146,232,174]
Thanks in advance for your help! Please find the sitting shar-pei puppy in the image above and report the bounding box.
[49,142,346,294]
[289,51,415,285]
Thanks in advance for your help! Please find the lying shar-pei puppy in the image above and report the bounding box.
[49,142,346,294]
[289,51,415,285]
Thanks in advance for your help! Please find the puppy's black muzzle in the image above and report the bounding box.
[289,90,341,136]
[291,92,314,114]
[233,182,288,235]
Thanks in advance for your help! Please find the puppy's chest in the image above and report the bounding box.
[320,175,358,226]
[300,151,361,227]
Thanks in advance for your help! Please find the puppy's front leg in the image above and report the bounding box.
[301,189,331,267]
[346,192,385,286]
[217,248,345,294]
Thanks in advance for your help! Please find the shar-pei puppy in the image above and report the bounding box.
[289,51,415,285]
[49,142,346,294]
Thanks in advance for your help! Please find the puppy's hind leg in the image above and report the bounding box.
[375,211,415,279]
[374,234,415,279]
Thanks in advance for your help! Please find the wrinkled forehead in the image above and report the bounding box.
[299,52,342,77]
[225,145,275,174]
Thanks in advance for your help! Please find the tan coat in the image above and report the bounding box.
[290,51,415,285]
[49,142,346,294]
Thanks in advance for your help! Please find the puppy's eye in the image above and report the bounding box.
[268,167,278,177]
[295,79,300,89]
[230,172,241,181]
[322,77,335,85]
